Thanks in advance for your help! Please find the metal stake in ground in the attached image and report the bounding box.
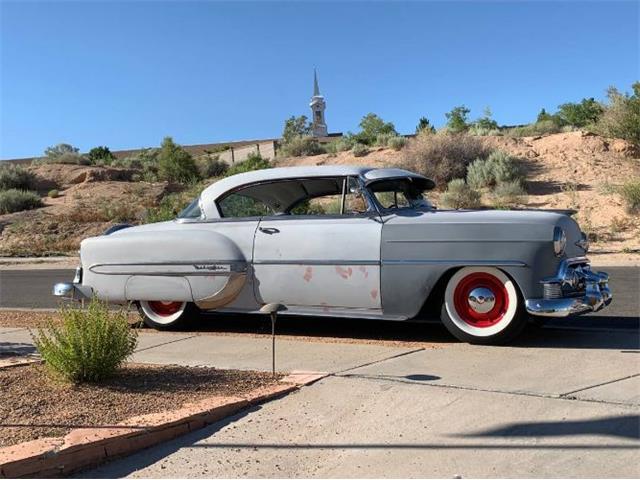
[259,303,287,376]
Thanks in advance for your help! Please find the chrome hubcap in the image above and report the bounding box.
[468,287,496,314]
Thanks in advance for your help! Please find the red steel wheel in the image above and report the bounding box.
[442,267,524,344]
[139,300,188,328]
[452,272,510,328]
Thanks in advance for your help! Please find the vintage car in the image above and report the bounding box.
[53,165,612,344]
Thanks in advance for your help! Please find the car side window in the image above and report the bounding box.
[218,192,274,218]
[289,177,371,216]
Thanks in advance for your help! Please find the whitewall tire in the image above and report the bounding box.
[440,267,526,345]
[138,301,195,330]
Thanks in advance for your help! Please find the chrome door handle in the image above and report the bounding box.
[259,227,280,235]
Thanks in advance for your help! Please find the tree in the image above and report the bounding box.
[356,113,397,145]
[536,108,555,123]
[44,143,79,159]
[157,137,200,184]
[282,115,311,144]
[416,117,436,134]
[473,107,499,131]
[557,98,604,127]
[87,146,115,165]
[445,106,470,133]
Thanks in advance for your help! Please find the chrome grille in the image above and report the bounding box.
[543,283,563,299]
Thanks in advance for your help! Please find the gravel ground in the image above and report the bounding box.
[0,364,279,448]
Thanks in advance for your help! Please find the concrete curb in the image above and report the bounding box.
[0,370,327,478]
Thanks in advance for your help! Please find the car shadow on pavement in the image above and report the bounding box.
[456,415,640,440]
[513,324,640,350]
[0,341,36,356]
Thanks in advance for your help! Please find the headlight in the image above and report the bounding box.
[575,232,589,253]
[553,226,566,257]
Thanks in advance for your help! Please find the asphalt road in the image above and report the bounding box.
[0,267,638,333]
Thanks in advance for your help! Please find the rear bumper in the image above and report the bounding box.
[525,258,612,318]
[52,267,93,300]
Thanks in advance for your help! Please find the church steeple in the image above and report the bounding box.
[309,69,327,137]
[313,69,320,97]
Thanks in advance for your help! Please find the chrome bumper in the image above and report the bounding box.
[525,258,612,317]
[52,267,92,300]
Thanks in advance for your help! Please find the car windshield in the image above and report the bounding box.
[177,198,203,219]
[368,178,433,211]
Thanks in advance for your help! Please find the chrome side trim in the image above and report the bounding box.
[381,259,527,267]
[253,259,379,266]
[89,262,248,276]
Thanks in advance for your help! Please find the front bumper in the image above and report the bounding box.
[525,258,612,317]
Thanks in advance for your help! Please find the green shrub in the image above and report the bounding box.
[0,189,42,214]
[466,159,495,189]
[87,146,115,165]
[595,83,640,146]
[0,164,36,191]
[374,133,396,147]
[225,152,271,177]
[488,151,524,185]
[467,151,524,189]
[468,124,501,136]
[48,189,59,198]
[620,180,640,214]
[44,143,79,160]
[196,154,228,178]
[157,137,200,184]
[401,132,491,188]
[279,136,325,157]
[352,143,370,157]
[335,137,354,152]
[506,120,562,137]
[440,179,481,209]
[32,298,137,383]
[388,136,407,151]
[492,181,528,208]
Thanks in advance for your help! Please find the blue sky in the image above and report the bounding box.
[1,0,638,159]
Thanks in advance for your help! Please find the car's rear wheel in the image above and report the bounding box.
[440,267,527,345]
[138,300,199,330]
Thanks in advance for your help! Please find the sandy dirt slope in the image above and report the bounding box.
[0,132,638,259]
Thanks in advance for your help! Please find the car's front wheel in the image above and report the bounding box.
[138,300,199,330]
[440,267,527,345]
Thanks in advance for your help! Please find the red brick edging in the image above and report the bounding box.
[0,371,326,478]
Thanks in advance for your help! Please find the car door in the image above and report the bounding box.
[252,176,382,312]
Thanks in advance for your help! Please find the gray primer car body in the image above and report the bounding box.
[54,165,610,325]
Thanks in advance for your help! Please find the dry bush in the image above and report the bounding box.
[352,143,370,157]
[400,132,491,189]
[440,179,481,209]
[620,180,640,214]
[0,189,43,214]
[492,181,528,208]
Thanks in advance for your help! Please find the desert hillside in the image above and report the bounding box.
[0,131,638,263]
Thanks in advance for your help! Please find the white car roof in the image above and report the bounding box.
[199,165,431,219]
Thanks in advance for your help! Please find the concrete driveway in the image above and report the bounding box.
[2,322,635,478]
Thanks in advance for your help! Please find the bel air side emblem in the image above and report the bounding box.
[194,264,230,272]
